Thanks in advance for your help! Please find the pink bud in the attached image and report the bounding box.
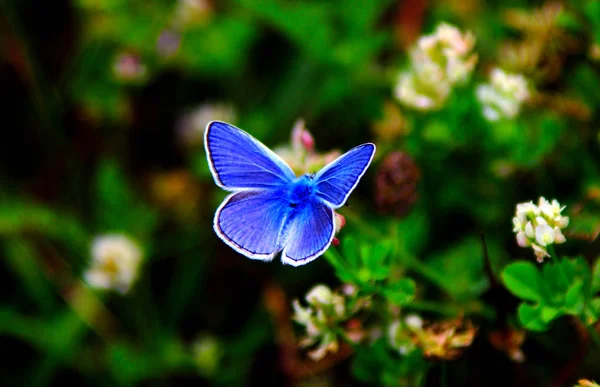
[332,238,340,246]
[291,119,314,152]
[299,130,314,151]
[334,213,346,235]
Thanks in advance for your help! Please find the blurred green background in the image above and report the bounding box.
[1,0,600,386]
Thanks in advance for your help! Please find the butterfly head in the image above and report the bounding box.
[288,174,317,208]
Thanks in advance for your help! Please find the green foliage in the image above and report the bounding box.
[94,159,158,241]
[503,257,600,331]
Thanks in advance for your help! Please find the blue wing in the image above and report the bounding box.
[314,143,376,208]
[205,121,296,191]
[281,199,335,266]
[214,189,291,260]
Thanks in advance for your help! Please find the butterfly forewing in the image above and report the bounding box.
[215,189,291,260]
[205,121,296,191]
[314,143,376,208]
[281,199,335,266]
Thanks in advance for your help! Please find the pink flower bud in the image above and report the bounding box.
[291,119,315,152]
[334,213,346,234]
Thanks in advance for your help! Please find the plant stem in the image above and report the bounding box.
[547,244,559,261]
[584,320,600,351]
[339,207,383,240]
[440,362,448,387]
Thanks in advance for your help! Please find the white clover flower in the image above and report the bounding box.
[535,224,554,246]
[85,234,142,294]
[525,221,534,238]
[532,244,550,262]
[291,284,369,361]
[405,314,424,331]
[177,103,237,148]
[388,319,418,355]
[476,68,530,122]
[306,284,334,305]
[292,299,312,325]
[516,231,530,247]
[554,226,566,244]
[512,197,569,262]
[394,22,477,111]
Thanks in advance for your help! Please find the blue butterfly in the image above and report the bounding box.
[205,121,375,266]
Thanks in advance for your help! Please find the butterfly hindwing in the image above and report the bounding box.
[205,121,296,191]
[314,143,375,208]
[281,199,335,266]
[215,189,292,260]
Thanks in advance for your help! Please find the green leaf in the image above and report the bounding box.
[3,239,55,311]
[592,259,600,294]
[564,280,585,315]
[395,209,429,256]
[584,297,600,325]
[238,0,333,60]
[540,306,563,323]
[385,279,417,306]
[424,237,489,301]
[367,241,391,280]
[94,159,158,239]
[543,261,571,296]
[325,250,357,283]
[518,303,549,331]
[341,236,360,269]
[502,261,546,303]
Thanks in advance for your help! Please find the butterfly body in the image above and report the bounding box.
[205,121,375,266]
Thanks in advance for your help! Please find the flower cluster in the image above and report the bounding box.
[394,23,478,111]
[512,197,569,262]
[476,68,531,121]
[388,314,423,355]
[172,0,213,29]
[112,52,147,83]
[274,119,341,176]
[292,284,369,360]
[84,234,143,294]
[389,315,476,360]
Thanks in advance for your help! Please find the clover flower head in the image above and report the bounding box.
[405,314,424,331]
[84,234,142,294]
[512,197,569,262]
[173,0,212,28]
[292,284,369,360]
[113,52,147,83]
[156,29,181,58]
[389,315,476,360]
[476,68,531,122]
[388,319,417,355]
[394,22,477,111]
